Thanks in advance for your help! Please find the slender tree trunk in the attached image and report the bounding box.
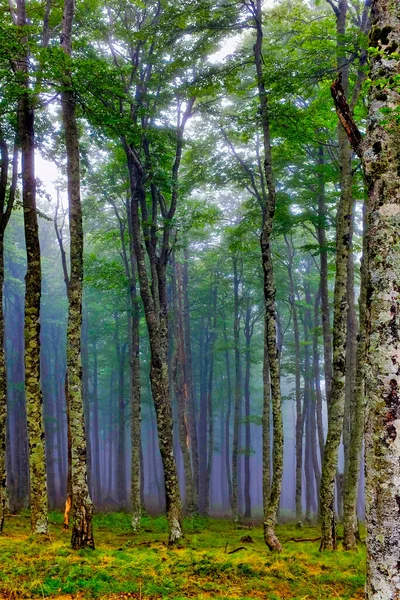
[262,328,271,524]
[0,134,16,531]
[316,146,333,405]
[343,207,366,549]
[285,236,303,525]
[313,292,325,465]
[198,318,209,516]
[232,256,241,521]
[223,320,233,510]
[171,256,195,515]
[252,0,283,551]
[183,249,199,509]
[61,0,94,549]
[205,285,217,517]
[16,0,48,535]
[130,264,141,530]
[319,0,353,551]
[92,340,101,504]
[244,306,252,519]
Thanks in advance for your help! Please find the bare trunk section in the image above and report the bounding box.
[61,0,94,549]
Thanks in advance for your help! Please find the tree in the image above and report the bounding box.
[0,127,17,531]
[60,0,94,549]
[15,0,49,536]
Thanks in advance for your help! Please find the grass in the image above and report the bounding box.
[0,512,365,599]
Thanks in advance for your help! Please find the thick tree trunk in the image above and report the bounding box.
[360,6,400,593]
[17,0,49,535]
[61,0,94,549]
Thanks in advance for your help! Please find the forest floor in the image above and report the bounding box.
[0,512,365,600]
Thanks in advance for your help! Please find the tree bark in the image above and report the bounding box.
[61,0,94,549]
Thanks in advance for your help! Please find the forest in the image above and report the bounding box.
[0,0,398,598]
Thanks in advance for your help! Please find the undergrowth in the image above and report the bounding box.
[0,512,365,599]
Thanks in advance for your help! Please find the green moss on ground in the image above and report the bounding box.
[0,512,365,599]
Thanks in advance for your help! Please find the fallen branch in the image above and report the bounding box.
[228,546,247,554]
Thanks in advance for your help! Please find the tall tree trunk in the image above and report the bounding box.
[232,255,241,521]
[262,326,271,522]
[253,0,284,550]
[198,317,209,516]
[171,256,195,515]
[130,264,141,530]
[61,0,94,549]
[313,292,325,464]
[316,146,333,405]
[223,320,233,510]
[126,154,183,544]
[92,339,101,505]
[183,249,199,508]
[244,306,252,519]
[0,133,17,531]
[205,285,217,517]
[16,0,48,535]
[285,236,303,525]
[343,207,366,549]
[319,0,352,551]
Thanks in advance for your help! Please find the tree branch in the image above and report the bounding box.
[330,75,363,159]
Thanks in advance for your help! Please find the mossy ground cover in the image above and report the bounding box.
[0,512,365,599]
